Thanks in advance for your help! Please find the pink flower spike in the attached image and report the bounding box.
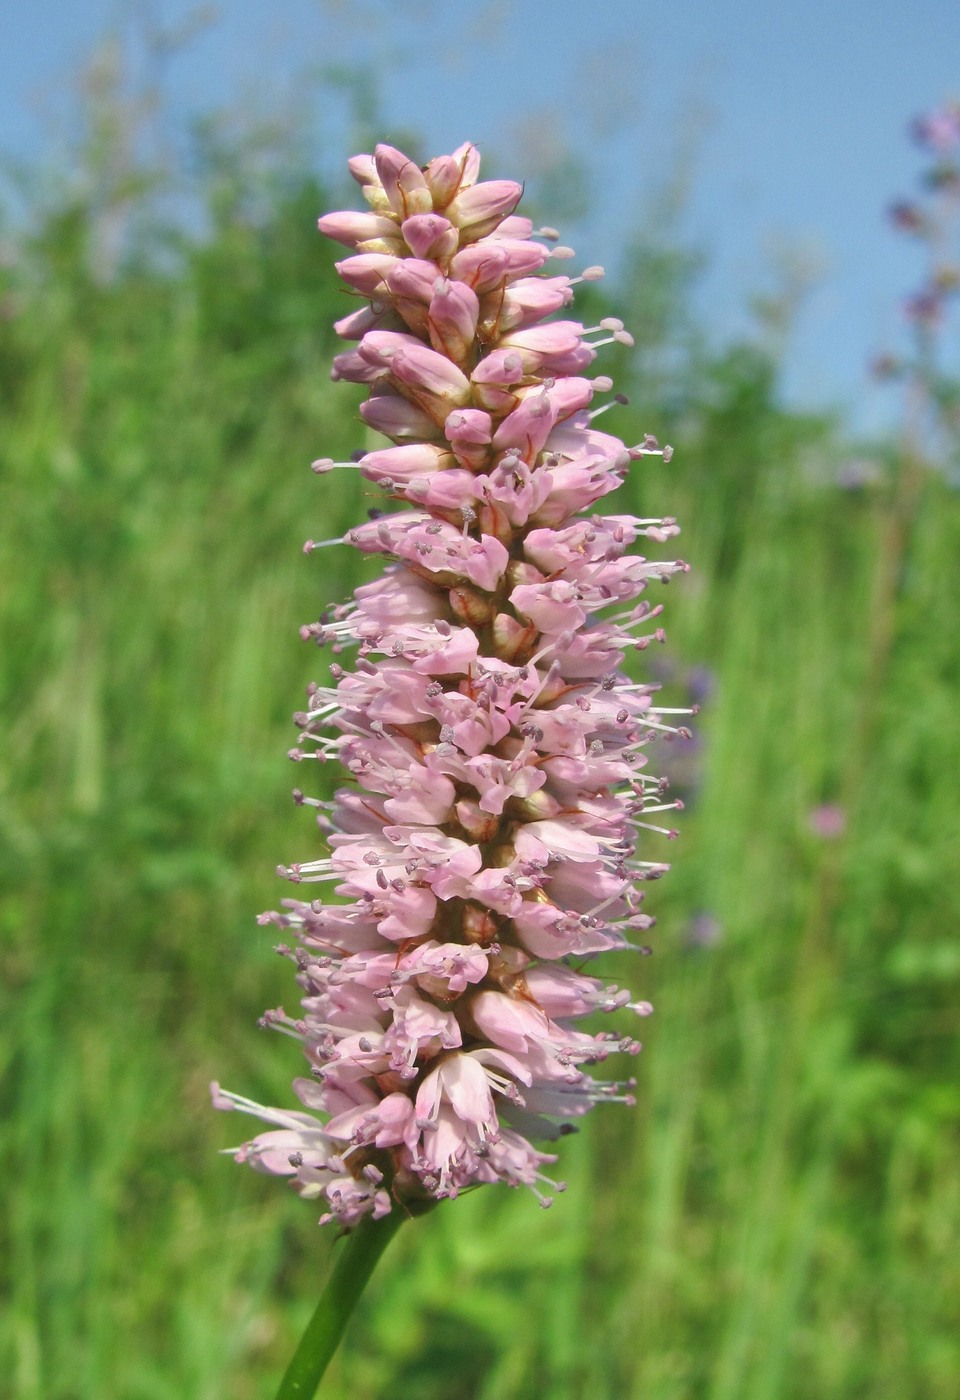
[218,140,685,1229]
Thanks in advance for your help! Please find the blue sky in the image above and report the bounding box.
[4,0,960,433]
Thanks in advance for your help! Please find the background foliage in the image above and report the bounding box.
[1,42,958,1400]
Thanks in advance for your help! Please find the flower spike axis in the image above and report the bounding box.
[214,141,689,1230]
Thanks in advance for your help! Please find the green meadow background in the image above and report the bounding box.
[2,55,959,1400]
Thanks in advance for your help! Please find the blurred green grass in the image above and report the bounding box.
[1,108,959,1400]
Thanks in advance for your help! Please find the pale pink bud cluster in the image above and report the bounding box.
[213,143,689,1228]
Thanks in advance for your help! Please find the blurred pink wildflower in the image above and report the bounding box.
[807,803,847,840]
[214,142,688,1228]
[911,101,960,153]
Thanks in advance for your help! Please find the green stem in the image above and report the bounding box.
[274,1210,405,1400]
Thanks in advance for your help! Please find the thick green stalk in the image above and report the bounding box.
[274,1210,405,1399]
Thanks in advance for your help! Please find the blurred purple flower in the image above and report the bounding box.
[888,200,926,234]
[911,102,960,153]
[686,665,716,707]
[903,290,943,327]
[684,911,723,950]
[836,457,882,491]
[807,804,846,840]
[868,353,902,383]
